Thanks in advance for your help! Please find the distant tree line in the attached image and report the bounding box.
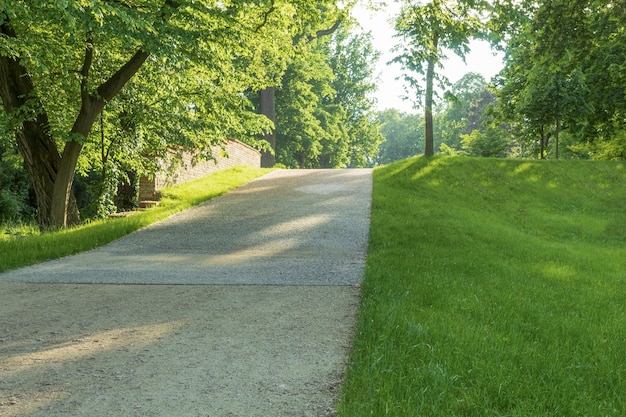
[388,0,626,161]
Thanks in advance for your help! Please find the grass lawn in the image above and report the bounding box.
[0,166,270,273]
[338,156,626,416]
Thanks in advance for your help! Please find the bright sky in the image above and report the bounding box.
[352,2,504,113]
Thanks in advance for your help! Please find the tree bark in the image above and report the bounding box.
[260,87,276,167]
[424,55,436,157]
[555,118,560,159]
[0,16,151,228]
[0,24,64,228]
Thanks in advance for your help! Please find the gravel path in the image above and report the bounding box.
[0,169,372,417]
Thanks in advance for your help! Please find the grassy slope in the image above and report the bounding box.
[339,156,625,417]
[0,166,270,273]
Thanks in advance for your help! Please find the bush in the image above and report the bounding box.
[0,147,34,222]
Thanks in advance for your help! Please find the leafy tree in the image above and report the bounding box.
[376,109,424,164]
[438,72,496,150]
[392,0,486,156]
[578,0,626,154]
[518,66,590,159]
[326,25,384,167]
[258,5,346,168]
[460,126,510,157]
[275,39,334,168]
[275,22,382,168]
[0,1,326,229]
[491,0,626,159]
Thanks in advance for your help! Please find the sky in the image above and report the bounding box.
[351,2,505,114]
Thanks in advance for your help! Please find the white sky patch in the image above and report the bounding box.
[352,2,504,114]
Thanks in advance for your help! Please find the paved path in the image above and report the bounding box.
[0,169,372,417]
[2,169,371,285]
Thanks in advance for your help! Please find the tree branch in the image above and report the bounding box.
[255,0,276,33]
[97,49,150,103]
[79,35,94,103]
[72,0,181,135]
[313,18,344,39]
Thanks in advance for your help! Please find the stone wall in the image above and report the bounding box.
[139,139,261,201]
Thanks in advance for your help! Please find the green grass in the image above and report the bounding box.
[0,166,270,273]
[338,156,626,417]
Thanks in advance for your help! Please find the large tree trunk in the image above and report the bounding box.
[0,25,79,229]
[0,41,85,228]
[14,115,62,228]
[260,87,276,167]
[0,18,150,228]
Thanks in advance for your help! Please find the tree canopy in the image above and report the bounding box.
[392,0,486,156]
[0,0,346,228]
[491,0,626,159]
[379,0,626,162]
[275,22,383,168]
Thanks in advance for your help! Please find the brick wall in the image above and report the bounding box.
[139,139,261,201]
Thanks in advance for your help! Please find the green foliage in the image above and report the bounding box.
[393,0,485,98]
[375,73,505,162]
[0,166,269,272]
[338,156,626,416]
[438,72,498,151]
[328,25,384,167]
[491,0,626,159]
[376,109,424,164]
[460,127,509,157]
[0,120,33,221]
[0,0,342,227]
[393,0,488,155]
[275,22,383,168]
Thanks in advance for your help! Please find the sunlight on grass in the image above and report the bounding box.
[338,156,626,417]
[541,261,576,281]
[0,166,270,273]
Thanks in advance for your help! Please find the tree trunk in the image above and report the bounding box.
[1,18,151,228]
[260,86,276,167]
[539,126,552,160]
[0,45,87,228]
[539,126,546,159]
[0,29,77,229]
[424,55,436,157]
[0,22,83,228]
[555,118,560,159]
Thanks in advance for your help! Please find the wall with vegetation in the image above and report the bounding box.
[139,140,261,201]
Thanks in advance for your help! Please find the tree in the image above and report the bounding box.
[326,25,384,167]
[438,72,496,150]
[0,1,319,229]
[275,21,382,168]
[490,0,626,159]
[517,66,590,159]
[258,5,346,167]
[376,109,424,164]
[275,38,334,168]
[577,0,626,155]
[392,0,485,156]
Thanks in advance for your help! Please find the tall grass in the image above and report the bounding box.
[0,166,269,273]
[338,156,626,416]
